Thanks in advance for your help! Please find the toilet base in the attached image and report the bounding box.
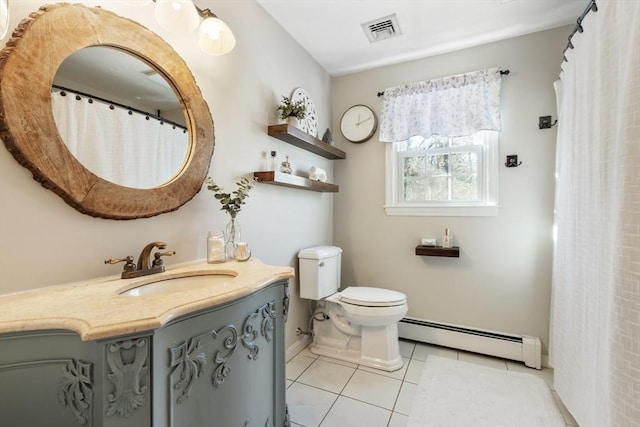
[310,341,404,372]
[311,317,404,372]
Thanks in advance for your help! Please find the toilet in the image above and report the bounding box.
[298,246,408,371]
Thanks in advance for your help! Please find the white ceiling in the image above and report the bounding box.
[53,46,181,113]
[256,0,587,76]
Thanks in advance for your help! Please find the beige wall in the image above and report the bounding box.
[0,2,572,355]
[0,0,332,350]
[332,26,571,353]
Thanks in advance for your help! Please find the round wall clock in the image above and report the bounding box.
[291,88,318,137]
[340,104,378,143]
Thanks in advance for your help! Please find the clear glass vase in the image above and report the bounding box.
[225,217,240,259]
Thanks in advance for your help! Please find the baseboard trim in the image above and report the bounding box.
[541,354,550,369]
[286,335,312,362]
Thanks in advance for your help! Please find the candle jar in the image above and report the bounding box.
[207,230,226,263]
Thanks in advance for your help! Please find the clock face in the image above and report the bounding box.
[340,105,378,143]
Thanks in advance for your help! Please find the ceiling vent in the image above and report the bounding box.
[362,14,401,43]
[142,68,170,88]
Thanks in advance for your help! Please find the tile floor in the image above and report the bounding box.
[286,339,579,427]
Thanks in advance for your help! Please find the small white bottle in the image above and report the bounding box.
[442,228,453,248]
[207,231,226,263]
[269,151,277,171]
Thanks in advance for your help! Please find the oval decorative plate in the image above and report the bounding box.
[291,88,318,137]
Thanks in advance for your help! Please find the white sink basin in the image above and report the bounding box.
[120,271,238,297]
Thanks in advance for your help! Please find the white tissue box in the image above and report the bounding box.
[421,238,437,246]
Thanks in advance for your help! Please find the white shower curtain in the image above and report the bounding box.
[52,92,189,189]
[550,1,639,426]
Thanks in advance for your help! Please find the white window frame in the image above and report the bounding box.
[384,131,500,217]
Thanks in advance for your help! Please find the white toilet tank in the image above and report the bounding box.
[298,246,342,300]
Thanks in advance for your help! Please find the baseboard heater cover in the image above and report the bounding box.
[398,317,541,369]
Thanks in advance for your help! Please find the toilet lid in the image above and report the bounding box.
[339,287,406,307]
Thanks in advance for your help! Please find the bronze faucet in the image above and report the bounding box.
[105,241,175,279]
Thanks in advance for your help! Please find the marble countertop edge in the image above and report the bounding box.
[0,258,295,341]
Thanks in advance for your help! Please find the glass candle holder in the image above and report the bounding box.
[207,230,226,263]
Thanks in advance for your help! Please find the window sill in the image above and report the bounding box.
[384,205,499,217]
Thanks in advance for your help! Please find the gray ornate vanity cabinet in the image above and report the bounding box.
[0,280,290,427]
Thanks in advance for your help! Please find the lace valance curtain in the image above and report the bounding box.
[379,67,503,142]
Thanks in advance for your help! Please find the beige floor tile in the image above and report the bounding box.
[289,339,575,427]
[507,360,555,390]
[287,355,316,381]
[404,359,425,384]
[412,343,458,361]
[388,412,409,427]
[393,382,417,415]
[287,382,338,427]
[317,355,359,368]
[319,396,391,427]
[399,339,416,358]
[297,359,356,393]
[341,370,402,410]
[298,346,319,359]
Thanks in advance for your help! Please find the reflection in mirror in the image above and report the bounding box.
[52,46,189,189]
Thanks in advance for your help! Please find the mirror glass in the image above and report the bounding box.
[52,46,189,189]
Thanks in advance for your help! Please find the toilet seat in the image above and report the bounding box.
[338,286,406,307]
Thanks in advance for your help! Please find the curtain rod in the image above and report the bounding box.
[562,0,598,63]
[51,84,187,131]
[376,69,510,97]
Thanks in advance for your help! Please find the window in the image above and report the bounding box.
[385,131,499,216]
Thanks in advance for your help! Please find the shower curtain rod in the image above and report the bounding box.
[562,0,598,63]
[51,84,187,131]
[376,69,510,97]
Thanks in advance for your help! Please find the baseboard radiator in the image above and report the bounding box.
[398,317,542,369]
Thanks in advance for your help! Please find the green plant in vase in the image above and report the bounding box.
[277,95,306,127]
[205,176,256,259]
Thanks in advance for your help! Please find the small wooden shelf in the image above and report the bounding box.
[268,124,346,160]
[254,171,339,193]
[415,245,460,258]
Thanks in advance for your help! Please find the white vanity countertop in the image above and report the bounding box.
[0,259,294,341]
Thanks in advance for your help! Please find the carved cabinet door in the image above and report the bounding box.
[0,331,100,427]
[152,281,287,427]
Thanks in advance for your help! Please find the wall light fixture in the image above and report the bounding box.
[0,0,9,40]
[153,0,236,55]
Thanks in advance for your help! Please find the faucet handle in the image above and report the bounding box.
[104,256,136,272]
[152,250,176,267]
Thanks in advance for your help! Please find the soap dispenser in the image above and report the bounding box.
[442,228,453,248]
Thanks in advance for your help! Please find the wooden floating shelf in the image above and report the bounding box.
[268,124,346,160]
[415,245,460,258]
[254,171,339,193]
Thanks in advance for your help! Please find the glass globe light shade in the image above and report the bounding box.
[129,0,153,6]
[154,0,199,34]
[198,16,236,55]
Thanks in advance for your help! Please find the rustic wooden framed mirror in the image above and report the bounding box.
[0,3,214,219]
